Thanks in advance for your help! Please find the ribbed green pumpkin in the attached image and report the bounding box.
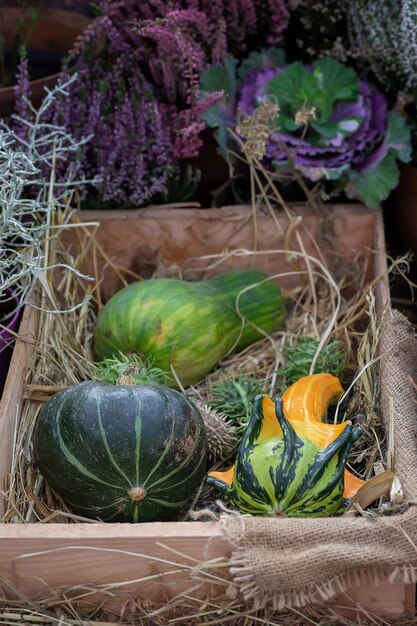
[94,270,285,388]
[32,382,208,523]
[207,396,362,517]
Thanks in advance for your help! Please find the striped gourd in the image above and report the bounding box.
[93,270,285,388]
[32,382,208,522]
[282,372,344,423]
[282,373,366,498]
[207,394,363,517]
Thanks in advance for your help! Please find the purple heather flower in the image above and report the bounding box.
[95,0,289,60]
[163,90,225,159]
[80,1,290,164]
[27,59,176,208]
[13,55,31,141]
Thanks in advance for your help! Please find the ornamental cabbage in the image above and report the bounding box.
[200,51,411,208]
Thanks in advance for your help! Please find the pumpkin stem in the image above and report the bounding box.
[127,486,147,501]
[116,363,139,386]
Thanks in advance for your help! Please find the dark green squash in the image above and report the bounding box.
[94,270,286,388]
[32,382,208,523]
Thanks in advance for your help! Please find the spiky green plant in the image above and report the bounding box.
[94,351,170,386]
[279,337,348,387]
[207,376,265,439]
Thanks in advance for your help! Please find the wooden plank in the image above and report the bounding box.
[63,204,378,300]
[335,581,415,619]
[0,297,39,518]
[0,522,229,606]
[334,213,415,619]
[373,209,391,313]
[0,522,413,617]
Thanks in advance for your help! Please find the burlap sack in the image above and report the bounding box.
[220,309,417,610]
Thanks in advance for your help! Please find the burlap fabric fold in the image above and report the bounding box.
[220,309,417,610]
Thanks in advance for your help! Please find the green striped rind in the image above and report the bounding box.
[206,396,362,517]
[93,271,285,388]
[203,271,286,351]
[33,382,208,523]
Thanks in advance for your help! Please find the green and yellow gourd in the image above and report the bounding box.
[207,373,364,517]
[32,381,208,523]
[94,270,285,388]
[282,373,365,498]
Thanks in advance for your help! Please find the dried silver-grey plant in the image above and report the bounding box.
[0,75,96,323]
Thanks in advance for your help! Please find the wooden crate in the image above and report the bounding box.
[0,204,414,620]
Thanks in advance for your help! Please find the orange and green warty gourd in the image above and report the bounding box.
[207,373,365,516]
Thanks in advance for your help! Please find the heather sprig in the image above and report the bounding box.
[49,61,174,207]
[136,9,226,158]
[22,7,222,202]
[136,8,226,105]
[93,1,290,62]
[14,56,188,208]
[347,1,410,96]
[13,53,31,137]
[68,1,290,161]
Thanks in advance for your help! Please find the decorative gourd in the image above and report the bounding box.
[93,270,285,388]
[282,372,344,423]
[282,373,365,498]
[32,381,208,523]
[207,394,363,517]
